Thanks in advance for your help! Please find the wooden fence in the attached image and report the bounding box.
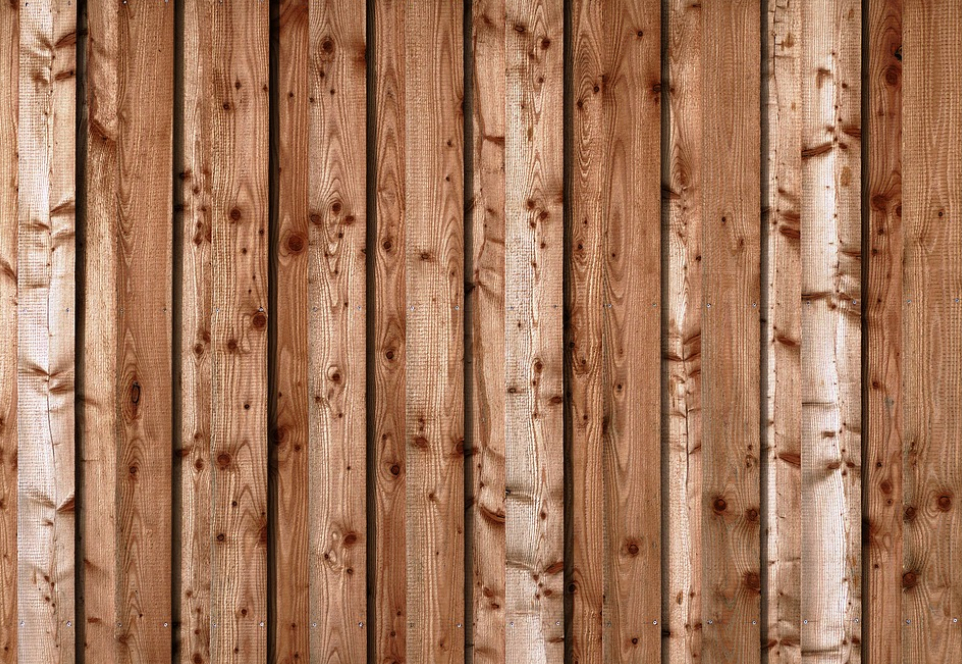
[0,0,958,662]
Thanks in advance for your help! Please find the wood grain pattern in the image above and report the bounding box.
[0,0,17,659]
[180,0,214,661]
[569,0,607,658]
[665,1,702,661]
[209,0,270,661]
[700,2,760,662]
[116,2,174,660]
[308,0,367,660]
[17,1,76,661]
[765,1,802,662]
[799,1,861,661]
[865,0,902,660]
[373,0,407,660]
[598,1,660,661]
[404,0,465,660]
[272,0,309,662]
[504,0,564,661]
[0,4,20,664]
[571,0,661,662]
[83,0,121,659]
[469,0,506,659]
[901,1,962,660]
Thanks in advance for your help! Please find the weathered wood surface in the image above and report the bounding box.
[0,0,17,660]
[2,6,962,664]
[307,0,367,659]
[271,0,310,662]
[700,2,761,663]
[865,0,903,660]
[207,0,270,661]
[570,0,661,662]
[901,1,962,661]
[17,1,76,662]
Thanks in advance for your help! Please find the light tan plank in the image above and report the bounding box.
[17,1,76,661]
[765,1,802,662]
[307,0,367,659]
[799,1,861,661]
[902,1,962,660]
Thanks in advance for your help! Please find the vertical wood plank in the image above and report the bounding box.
[700,1,760,662]
[272,0,309,661]
[469,0,506,659]
[373,0,407,660]
[504,0,564,660]
[116,1,174,660]
[571,0,661,660]
[17,0,76,660]
[599,0,660,660]
[764,1,801,662]
[83,0,120,659]
[569,0,606,658]
[865,0,902,660]
[307,0,367,659]
[902,1,962,660]
[209,0,270,660]
[0,0,17,658]
[665,0,702,661]
[799,0,861,660]
[405,0,465,660]
[180,0,213,661]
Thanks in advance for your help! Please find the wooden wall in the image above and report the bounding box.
[0,0,960,663]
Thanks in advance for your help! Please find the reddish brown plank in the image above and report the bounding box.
[902,1,962,660]
[208,0,270,661]
[865,0,903,660]
[272,0,310,662]
[700,1,761,662]
[0,0,16,659]
[307,0,367,659]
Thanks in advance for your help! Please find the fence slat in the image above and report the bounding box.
[468,0,507,660]
[272,0,310,661]
[116,3,175,660]
[865,0,902,660]
[700,2,761,661]
[17,1,76,661]
[208,0,270,660]
[372,0,408,660]
[404,0,466,660]
[800,0,862,660]
[765,0,802,661]
[571,0,661,661]
[665,0,703,661]
[503,0,564,661]
[307,0,367,659]
[179,0,214,661]
[902,1,962,659]
[0,0,16,659]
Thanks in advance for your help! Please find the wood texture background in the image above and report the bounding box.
[1,0,960,663]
